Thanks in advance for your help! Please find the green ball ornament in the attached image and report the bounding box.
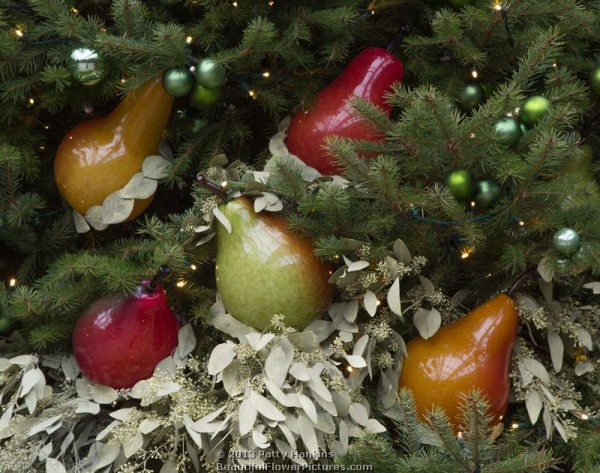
[494,117,522,147]
[190,84,222,108]
[162,67,194,97]
[553,228,581,255]
[0,316,13,334]
[446,169,477,201]
[460,83,485,110]
[520,96,551,128]
[589,66,600,95]
[68,47,107,86]
[195,58,226,89]
[474,179,502,209]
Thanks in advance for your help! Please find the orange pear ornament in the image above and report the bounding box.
[54,77,174,226]
[398,272,533,428]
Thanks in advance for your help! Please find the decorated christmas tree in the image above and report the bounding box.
[1,0,599,471]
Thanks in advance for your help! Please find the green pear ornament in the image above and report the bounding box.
[199,177,333,331]
[54,77,174,220]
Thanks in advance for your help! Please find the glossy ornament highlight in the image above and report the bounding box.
[589,66,600,95]
[460,83,485,110]
[190,83,222,108]
[54,78,173,219]
[446,169,477,201]
[215,197,333,330]
[474,179,502,209]
[162,67,195,97]
[68,47,107,86]
[553,228,581,255]
[286,47,404,175]
[520,96,551,128]
[399,293,519,427]
[494,117,522,147]
[195,58,226,89]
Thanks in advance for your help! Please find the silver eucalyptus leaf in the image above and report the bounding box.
[142,155,172,180]
[207,342,236,375]
[119,173,157,199]
[363,291,378,316]
[239,397,258,435]
[250,391,286,421]
[547,330,564,372]
[297,414,319,454]
[85,206,109,231]
[525,390,543,424]
[101,192,134,225]
[387,277,402,316]
[73,210,90,233]
[265,346,291,387]
[298,393,318,423]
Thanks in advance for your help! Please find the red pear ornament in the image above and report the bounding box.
[286,47,404,175]
[54,77,174,222]
[398,273,533,428]
[72,266,179,389]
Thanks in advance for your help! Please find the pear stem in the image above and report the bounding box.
[197,175,228,200]
[507,266,538,297]
[146,265,171,293]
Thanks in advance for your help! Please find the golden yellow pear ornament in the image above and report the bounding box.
[54,77,174,228]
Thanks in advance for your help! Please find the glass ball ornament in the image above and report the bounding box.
[553,228,581,255]
[190,84,222,108]
[191,117,209,133]
[589,66,600,95]
[520,96,551,128]
[446,169,477,201]
[0,316,14,334]
[68,47,107,86]
[460,83,485,110]
[494,117,522,147]
[474,179,502,209]
[162,67,195,97]
[194,58,226,89]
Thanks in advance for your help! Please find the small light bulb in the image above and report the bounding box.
[511,422,519,429]
[519,220,525,226]
[44,125,50,130]
[9,278,16,287]
[15,29,23,37]
[186,36,193,44]
[268,0,275,5]
[470,201,476,208]
[262,71,270,78]
[176,280,187,288]
[232,1,238,6]
[190,264,197,271]
[248,90,256,97]
[120,78,127,84]
[71,7,79,13]
[376,300,381,306]
[499,415,504,420]
[457,431,463,439]
[39,146,45,151]
[494,3,503,11]
[552,62,557,68]
[471,70,479,79]
[461,252,470,259]
[581,413,589,420]
[221,181,228,188]
[28,98,35,105]
[469,133,476,138]
[346,365,354,374]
